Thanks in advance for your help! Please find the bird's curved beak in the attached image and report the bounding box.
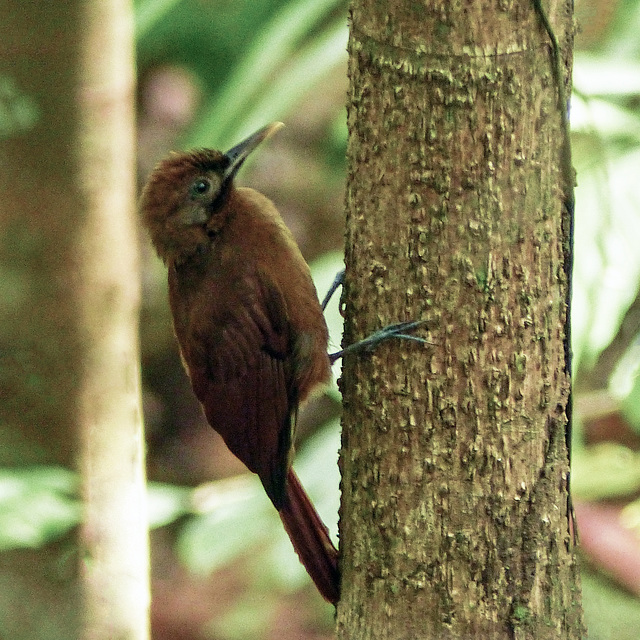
[223,122,284,183]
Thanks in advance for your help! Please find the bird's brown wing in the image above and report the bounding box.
[181,268,297,507]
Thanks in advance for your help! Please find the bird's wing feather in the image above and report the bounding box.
[183,267,297,506]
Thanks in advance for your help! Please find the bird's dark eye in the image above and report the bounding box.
[191,178,211,197]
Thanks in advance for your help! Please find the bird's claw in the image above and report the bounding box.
[329,319,429,364]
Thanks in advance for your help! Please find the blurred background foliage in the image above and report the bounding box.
[2,0,640,638]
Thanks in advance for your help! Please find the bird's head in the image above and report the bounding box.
[140,122,284,264]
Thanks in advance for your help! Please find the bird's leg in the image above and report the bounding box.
[321,269,344,311]
[321,270,430,364]
[329,320,429,364]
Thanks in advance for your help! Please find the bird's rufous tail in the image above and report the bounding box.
[278,469,340,604]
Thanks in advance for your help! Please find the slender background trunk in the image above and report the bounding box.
[0,2,148,639]
[337,1,583,638]
[76,2,149,639]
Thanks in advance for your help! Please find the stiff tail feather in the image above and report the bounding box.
[278,469,340,604]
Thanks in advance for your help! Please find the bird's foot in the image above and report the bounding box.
[329,320,429,364]
[321,269,345,312]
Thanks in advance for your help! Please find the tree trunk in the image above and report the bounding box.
[0,1,148,639]
[76,2,149,639]
[337,1,583,638]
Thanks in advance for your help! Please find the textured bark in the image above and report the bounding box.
[0,1,148,639]
[337,1,583,639]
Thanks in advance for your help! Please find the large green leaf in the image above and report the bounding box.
[0,467,192,550]
[184,0,346,148]
[0,467,78,550]
[135,0,185,38]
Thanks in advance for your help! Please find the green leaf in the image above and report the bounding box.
[177,475,279,575]
[0,467,196,549]
[618,342,640,433]
[574,54,640,98]
[135,0,185,39]
[571,444,640,501]
[147,482,191,529]
[207,595,275,640]
[0,75,40,140]
[572,142,640,373]
[292,418,341,542]
[603,1,640,59]
[184,0,346,149]
[571,95,640,142]
[0,467,79,550]
[221,21,347,147]
[176,419,341,580]
[582,564,640,640]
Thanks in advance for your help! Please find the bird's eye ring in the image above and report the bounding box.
[191,178,211,197]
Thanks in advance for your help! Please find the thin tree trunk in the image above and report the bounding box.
[76,2,149,639]
[0,1,148,639]
[337,1,583,638]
